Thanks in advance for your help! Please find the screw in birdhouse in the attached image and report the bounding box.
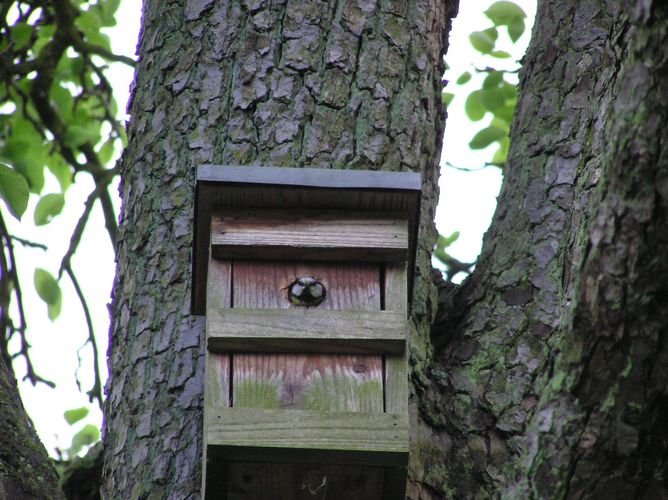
[287,276,326,307]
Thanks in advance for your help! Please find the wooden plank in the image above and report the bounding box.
[207,309,405,354]
[197,164,422,191]
[232,354,383,412]
[230,260,385,415]
[226,462,384,500]
[211,210,408,262]
[203,259,232,499]
[207,408,409,460]
[231,260,381,310]
[384,263,409,414]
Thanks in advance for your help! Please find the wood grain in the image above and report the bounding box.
[207,309,406,354]
[230,260,385,415]
[383,263,409,415]
[211,210,408,262]
[231,260,381,310]
[207,408,409,459]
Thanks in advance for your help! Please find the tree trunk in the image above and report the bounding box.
[102,1,456,497]
[429,1,668,498]
[0,355,64,499]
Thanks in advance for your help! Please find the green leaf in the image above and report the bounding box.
[433,247,451,265]
[508,17,526,42]
[456,71,472,85]
[47,156,73,192]
[64,407,89,425]
[69,424,100,455]
[2,138,46,194]
[48,293,62,321]
[436,231,460,249]
[480,87,506,111]
[34,268,61,306]
[492,137,510,165]
[469,30,495,54]
[464,90,486,121]
[490,50,511,58]
[34,193,65,226]
[483,71,504,89]
[485,1,527,25]
[98,138,116,164]
[0,162,30,219]
[63,125,99,147]
[469,126,507,149]
[441,92,454,106]
[11,22,33,50]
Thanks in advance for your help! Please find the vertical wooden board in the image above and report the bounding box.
[233,354,383,412]
[232,260,381,310]
[206,353,231,410]
[383,263,408,414]
[227,462,384,500]
[231,260,384,413]
[208,258,232,310]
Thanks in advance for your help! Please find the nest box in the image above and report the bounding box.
[193,165,421,499]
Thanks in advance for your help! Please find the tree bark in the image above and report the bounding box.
[0,355,64,499]
[429,1,668,498]
[103,1,456,497]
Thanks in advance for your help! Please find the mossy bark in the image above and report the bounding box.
[103,1,456,497]
[429,1,668,498]
[0,355,64,499]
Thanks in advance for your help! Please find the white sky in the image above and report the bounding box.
[11,1,536,457]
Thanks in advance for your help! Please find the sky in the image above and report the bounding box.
[11,0,536,457]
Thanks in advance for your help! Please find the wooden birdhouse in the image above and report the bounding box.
[192,165,421,499]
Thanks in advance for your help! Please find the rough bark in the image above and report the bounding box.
[103,1,455,497]
[0,354,64,499]
[430,1,668,498]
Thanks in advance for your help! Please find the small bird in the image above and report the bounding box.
[287,276,326,307]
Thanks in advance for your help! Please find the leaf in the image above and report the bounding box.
[98,138,116,164]
[48,293,62,321]
[436,231,460,249]
[433,247,451,265]
[464,91,486,121]
[34,268,61,306]
[485,1,527,25]
[0,162,30,219]
[64,407,89,425]
[508,17,526,42]
[69,424,100,455]
[490,50,511,58]
[469,30,495,54]
[47,156,73,192]
[469,126,507,149]
[492,137,510,165]
[480,87,506,111]
[441,92,454,106]
[63,125,99,147]
[483,71,504,89]
[11,22,33,50]
[34,193,65,226]
[456,71,472,85]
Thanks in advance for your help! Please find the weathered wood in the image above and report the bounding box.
[232,354,383,412]
[230,259,385,415]
[207,309,405,354]
[211,210,408,262]
[231,260,381,310]
[198,165,422,191]
[192,166,422,314]
[384,264,409,415]
[207,408,409,462]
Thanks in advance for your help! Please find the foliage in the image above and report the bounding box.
[435,1,527,278]
[0,0,133,406]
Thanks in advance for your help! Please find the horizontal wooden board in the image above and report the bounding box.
[232,353,383,412]
[207,408,408,464]
[211,211,407,262]
[207,309,406,354]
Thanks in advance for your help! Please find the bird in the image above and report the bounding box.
[286,276,326,307]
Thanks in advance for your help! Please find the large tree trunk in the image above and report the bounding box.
[429,1,668,498]
[0,355,64,499]
[102,1,456,497]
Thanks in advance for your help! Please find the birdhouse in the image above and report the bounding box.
[192,165,421,499]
